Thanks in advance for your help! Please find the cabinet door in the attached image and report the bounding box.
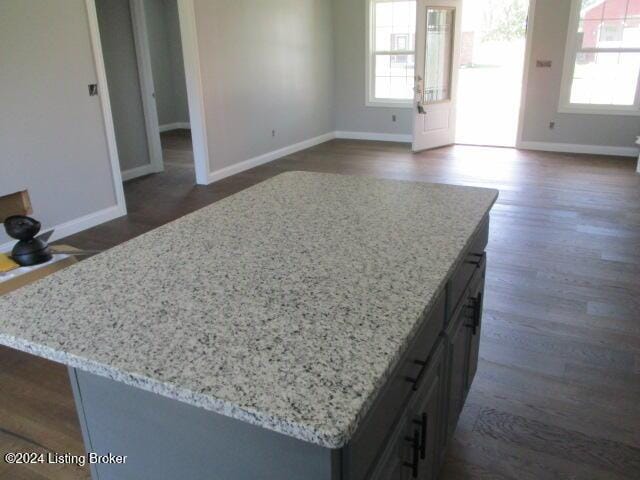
[445,305,470,445]
[371,342,445,480]
[406,342,445,480]
[466,277,485,390]
[370,415,418,480]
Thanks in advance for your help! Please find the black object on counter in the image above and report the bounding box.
[4,215,53,266]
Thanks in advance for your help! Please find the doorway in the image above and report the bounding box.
[88,0,209,197]
[134,0,197,184]
[455,0,530,147]
[95,0,193,182]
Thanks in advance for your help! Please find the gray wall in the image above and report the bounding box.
[96,0,151,172]
[332,0,412,136]
[0,0,118,245]
[332,0,639,147]
[518,0,640,148]
[194,0,335,171]
[145,0,189,127]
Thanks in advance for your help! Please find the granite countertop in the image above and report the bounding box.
[0,172,498,449]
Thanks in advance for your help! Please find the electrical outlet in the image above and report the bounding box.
[549,121,555,130]
[392,115,397,122]
[88,84,98,96]
[272,130,276,137]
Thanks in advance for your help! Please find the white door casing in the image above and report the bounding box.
[412,0,462,152]
[130,0,165,175]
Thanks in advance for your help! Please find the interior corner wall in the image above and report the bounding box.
[332,0,412,136]
[0,0,119,246]
[145,0,190,127]
[193,0,335,174]
[520,0,640,148]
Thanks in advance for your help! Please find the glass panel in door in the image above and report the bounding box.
[424,8,455,103]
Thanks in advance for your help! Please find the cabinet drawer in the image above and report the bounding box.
[446,217,489,320]
[343,291,445,480]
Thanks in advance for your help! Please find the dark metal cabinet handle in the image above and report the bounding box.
[405,358,429,391]
[474,292,483,333]
[465,252,485,267]
[403,429,420,478]
[413,412,428,459]
[465,293,482,335]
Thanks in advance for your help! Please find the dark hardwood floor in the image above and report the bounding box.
[1,131,639,479]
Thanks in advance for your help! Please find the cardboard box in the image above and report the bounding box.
[0,245,79,296]
[0,191,92,296]
[0,190,32,223]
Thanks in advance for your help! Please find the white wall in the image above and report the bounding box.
[193,0,335,173]
[0,0,121,246]
[519,0,640,149]
[332,0,413,136]
[145,0,189,127]
[96,0,151,172]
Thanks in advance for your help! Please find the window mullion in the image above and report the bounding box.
[578,48,640,54]
[634,64,640,108]
[373,50,416,55]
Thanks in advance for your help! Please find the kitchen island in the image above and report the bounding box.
[0,172,497,479]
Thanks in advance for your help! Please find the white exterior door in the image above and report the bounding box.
[412,0,462,152]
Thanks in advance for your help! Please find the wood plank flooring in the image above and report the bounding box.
[1,132,639,479]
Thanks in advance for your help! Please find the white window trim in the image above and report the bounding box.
[366,0,415,108]
[559,0,640,116]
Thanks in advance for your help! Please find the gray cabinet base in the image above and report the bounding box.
[68,368,340,480]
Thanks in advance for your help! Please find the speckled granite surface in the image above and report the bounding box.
[0,172,497,448]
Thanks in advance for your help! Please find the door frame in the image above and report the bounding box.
[86,0,210,187]
[515,0,537,149]
[129,0,165,178]
[84,0,127,214]
[176,0,210,185]
[410,0,537,149]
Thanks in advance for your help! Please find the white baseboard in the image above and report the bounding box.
[121,163,160,181]
[517,141,638,158]
[0,204,126,254]
[207,132,335,183]
[335,131,412,143]
[159,122,191,133]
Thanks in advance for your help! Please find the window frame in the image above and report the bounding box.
[366,0,416,108]
[559,0,640,116]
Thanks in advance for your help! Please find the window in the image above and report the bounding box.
[560,0,640,115]
[367,0,417,107]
